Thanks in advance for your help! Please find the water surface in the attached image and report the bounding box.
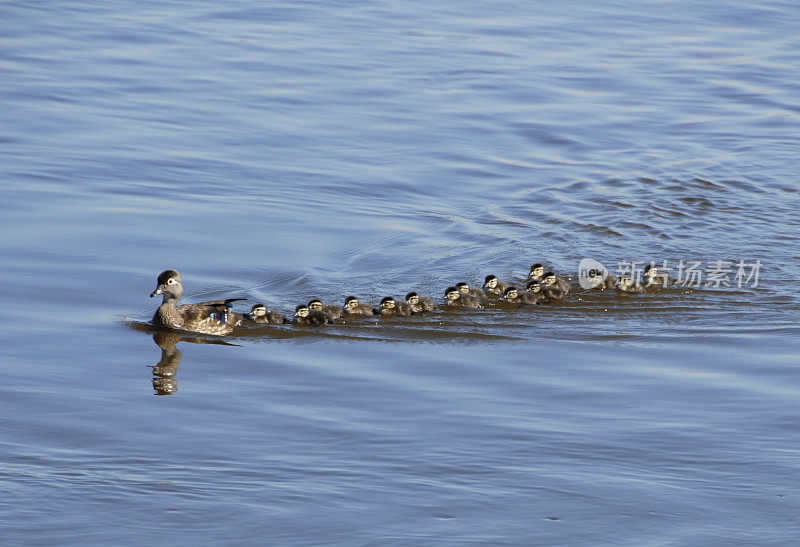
[1,1,799,544]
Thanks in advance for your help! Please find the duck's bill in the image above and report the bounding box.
[150,287,163,297]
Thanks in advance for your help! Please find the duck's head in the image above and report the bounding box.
[504,287,518,299]
[445,286,460,302]
[529,264,544,279]
[455,282,470,294]
[294,305,309,318]
[251,304,267,317]
[308,299,324,311]
[526,280,541,293]
[405,292,419,305]
[379,297,396,310]
[484,275,498,289]
[543,272,556,286]
[344,296,360,309]
[150,270,183,301]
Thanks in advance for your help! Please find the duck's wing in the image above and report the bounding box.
[177,303,235,335]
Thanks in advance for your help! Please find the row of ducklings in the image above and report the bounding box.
[257,263,660,326]
[150,264,665,335]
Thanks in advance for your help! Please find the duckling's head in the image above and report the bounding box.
[543,272,556,286]
[294,305,309,318]
[308,299,324,311]
[150,270,183,301]
[484,275,498,289]
[405,292,419,305]
[526,280,541,293]
[455,282,470,294]
[504,287,519,299]
[251,304,267,317]
[344,296,360,309]
[380,297,396,310]
[445,286,460,302]
[529,264,544,279]
[617,274,633,289]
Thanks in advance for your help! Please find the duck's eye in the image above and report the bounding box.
[167,278,176,285]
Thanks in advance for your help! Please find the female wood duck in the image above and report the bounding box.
[246,303,288,324]
[342,296,373,315]
[150,270,244,336]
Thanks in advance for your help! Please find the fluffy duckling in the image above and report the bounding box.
[528,263,545,282]
[616,273,644,293]
[246,303,287,324]
[586,270,617,291]
[405,292,436,314]
[542,271,571,295]
[293,304,330,326]
[342,295,373,315]
[150,270,245,336]
[456,281,485,299]
[373,296,412,317]
[443,286,481,308]
[504,285,538,305]
[503,286,524,306]
[643,264,677,287]
[482,275,508,296]
[308,298,343,320]
[522,280,544,304]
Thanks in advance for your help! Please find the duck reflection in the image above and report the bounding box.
[149,331,238,395]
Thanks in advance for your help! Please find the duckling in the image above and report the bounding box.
[292,304,330,326]
[504,285,538,305]
[522,280,544,304]
[482,275,508,296]
[443,286,481,308]
[373,297,412,317]
[246,303,287,325]
[405,292,436,314]
[616,273,644,293]
[149,270,245,336]
[542,271,571,295]
[455,281,485,299]
[308,298,343,320]
[586,270,618,291]
[342,295,373,315]
[503,286,524,306]
[528,263,545,282]
[643,264,677,287]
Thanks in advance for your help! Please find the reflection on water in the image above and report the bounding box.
[149,330,240,395]
[150,332,182,395]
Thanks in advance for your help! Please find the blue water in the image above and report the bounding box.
[2,1,799,544]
